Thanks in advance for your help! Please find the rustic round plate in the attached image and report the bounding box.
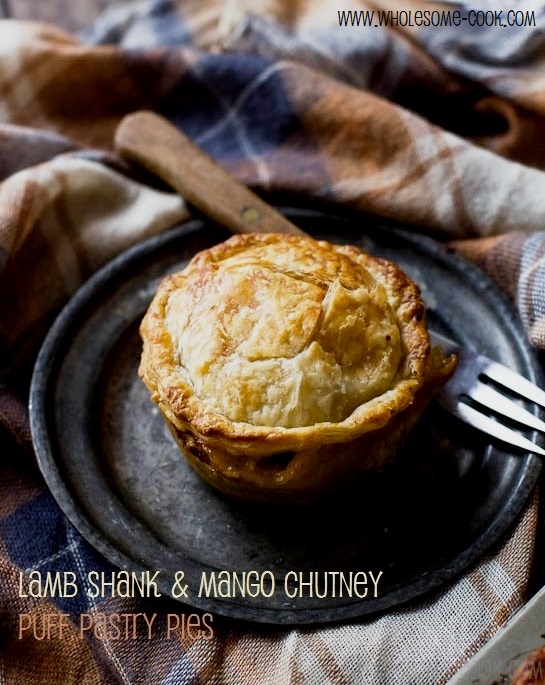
[30,208,542,624]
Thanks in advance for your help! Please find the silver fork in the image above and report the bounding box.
[430,330,545,457]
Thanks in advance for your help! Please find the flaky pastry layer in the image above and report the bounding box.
[139,233,454,502]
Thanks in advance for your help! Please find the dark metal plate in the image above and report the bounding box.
[29,208,542,624]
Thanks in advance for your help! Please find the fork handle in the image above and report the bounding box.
[114,110,304,236]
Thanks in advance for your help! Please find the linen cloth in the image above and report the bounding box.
[1,1,545,683]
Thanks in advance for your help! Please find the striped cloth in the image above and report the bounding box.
[1,1,545,683]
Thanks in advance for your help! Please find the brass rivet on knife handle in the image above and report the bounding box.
[114,110,304,236]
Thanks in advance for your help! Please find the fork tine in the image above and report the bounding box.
[447,401,545,457]
[430,331,545,409]
[430,330,545,456]
[480,359,545,409]
[465,382,545,433]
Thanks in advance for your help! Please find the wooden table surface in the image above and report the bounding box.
[0,0,118,33]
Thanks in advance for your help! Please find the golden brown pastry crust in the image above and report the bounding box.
[512,646,545,685]
[139,233,455,503]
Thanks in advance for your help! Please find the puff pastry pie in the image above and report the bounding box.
[140,233,455,503]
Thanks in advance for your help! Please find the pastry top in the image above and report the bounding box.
[140,233,430,449]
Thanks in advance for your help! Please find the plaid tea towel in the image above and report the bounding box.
[2,1,545,683]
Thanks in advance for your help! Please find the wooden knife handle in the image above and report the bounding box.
[114,110,303,236]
